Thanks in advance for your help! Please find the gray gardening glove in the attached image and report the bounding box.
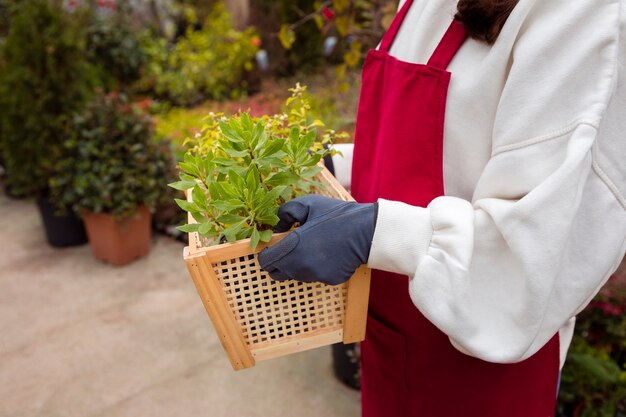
[258,195,377,285]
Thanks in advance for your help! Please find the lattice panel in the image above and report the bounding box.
[213,254,348,348]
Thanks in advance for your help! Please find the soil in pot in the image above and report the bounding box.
[36,197,88,247]
[83,205,151,266]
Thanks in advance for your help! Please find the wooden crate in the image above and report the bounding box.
[183,167,371,370]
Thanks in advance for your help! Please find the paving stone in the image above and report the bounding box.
[0,193,360,417]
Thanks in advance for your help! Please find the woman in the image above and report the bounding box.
[259,0,626,415]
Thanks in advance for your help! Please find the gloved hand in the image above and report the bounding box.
[258,195,377,285]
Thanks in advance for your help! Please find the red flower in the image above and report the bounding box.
[97,0,116,10]
[590,301,623,316]
[322,7,335,20]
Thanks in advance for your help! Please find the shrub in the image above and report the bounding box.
[49,93,172,220]
[137,2,259,106]
[85,2,147,88]
[0,0,95,197]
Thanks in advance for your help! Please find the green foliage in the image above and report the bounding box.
[558,277,626,417]
[137,3,259,106]
[0,0,95,197]
[277,0,398,88]
[0,0,11,38]
[154,105,207,161]
[170,84,346,250]
[85,4,147,88]
[277,0,324,71]
[49,93,172,220]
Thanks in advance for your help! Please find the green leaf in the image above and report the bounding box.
[260,138,285,158]
[213,157,237,167]
[251,121,265,151]
[179,173,196,182]
[208,182,222,200]
[261,185,287,205]
[300,165,323,179]
[219,121,244,143]
[191,211,206,223]
[241,113,254,135]
[236,227,253,241]
[168,180,197,191]
[224,148,249,158]
[288,127,300,152]
[217,213,247,224]
[259,229,273,242]
[192,185,208,211]
[255,213,280,225]
[176,223,201,233]
[256,156,287,170]
[302,130,317,148]
[211,199,245,211]
[265,171,298,187]
[198,221,213,235]
[223,218,248,242]
[179,162,201,178]
[245,165,260,192]
[175,198,194,212]
[228,169,245,191]
[278,24,296,49]
[250,227,261,251]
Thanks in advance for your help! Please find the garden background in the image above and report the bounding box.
[0,1,623,416]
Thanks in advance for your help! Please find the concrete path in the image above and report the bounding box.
[0,193,360,417]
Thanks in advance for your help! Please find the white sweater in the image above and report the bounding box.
[334,0,626,367]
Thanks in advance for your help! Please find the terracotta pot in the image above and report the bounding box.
[83,205,151,266]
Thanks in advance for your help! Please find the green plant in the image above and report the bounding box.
[137,2,259,106]
[49,92,172,220]
[557,272,626,417]
[0,0,95,197]
[85,2,148,88]
[278,0,398,89]
[170,84,346,249]
[0,0,11,39]
[154,105,208,161]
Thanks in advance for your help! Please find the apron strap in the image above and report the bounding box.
[426,20,468,69]
[379,0,415,53]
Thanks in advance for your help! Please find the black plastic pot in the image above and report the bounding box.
[332,343,361,390]
[36,197,88,247]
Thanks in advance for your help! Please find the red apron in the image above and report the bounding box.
[351,1,560,416]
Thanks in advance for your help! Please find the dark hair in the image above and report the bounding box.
[455,0,519,44]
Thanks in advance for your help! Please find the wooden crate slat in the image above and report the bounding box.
[343,265,371,343]
[182,166,371,370]
[184,248,255,370]
[251,329,344,362]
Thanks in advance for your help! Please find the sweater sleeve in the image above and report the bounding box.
[367,0,626,363]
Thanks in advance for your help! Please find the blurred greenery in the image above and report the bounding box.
[136,2,259,106]
[85,3,147,89]
[557,277,626,417]
[0,0,96,197]
[0,0,10,38]
[49,93,172,220]
[154,106,207,160]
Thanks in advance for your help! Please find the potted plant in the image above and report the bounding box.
[172,85,371,370]
[49,92,171,265]
[0,0,94,246]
